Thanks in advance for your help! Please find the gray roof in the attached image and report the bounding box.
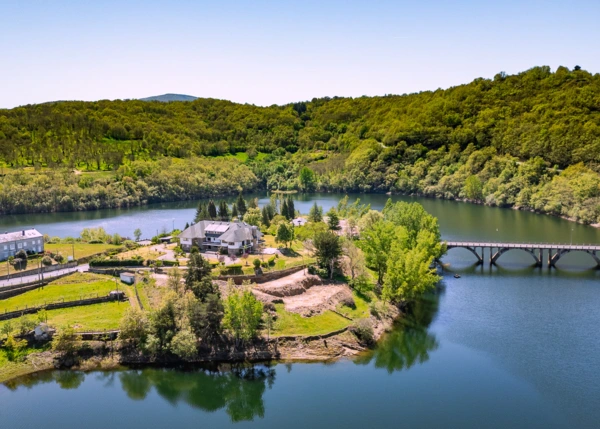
[0,229,43,244]
[178,221,260,242]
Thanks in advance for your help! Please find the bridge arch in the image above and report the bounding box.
[550,249,600,267]
[446,246,483,264]
[491,248,541,266]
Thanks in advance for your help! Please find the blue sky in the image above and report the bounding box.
[1,0,599,108]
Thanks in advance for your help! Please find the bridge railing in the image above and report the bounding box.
[445,241,600,250]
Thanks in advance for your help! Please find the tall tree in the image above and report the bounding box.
[358,220,399,284]
[308,202,323,223]
[312,231,342,279]
[218,201,230,220]
[326,207,341,231]
[236,193,247,218]
[208,200,217,220]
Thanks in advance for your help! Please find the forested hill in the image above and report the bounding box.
[1,65,600,222]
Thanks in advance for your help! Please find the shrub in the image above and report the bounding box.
[369,301,389,320]
[162,260,180,267]
[53,253,65,264]
[41,255,53,266]
[253,258,261,269]
[15,249,28,260]
[267,255,276,267]
[350,319,375,346]
[190,245,200,254]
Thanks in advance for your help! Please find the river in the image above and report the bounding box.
[1,193,599,428]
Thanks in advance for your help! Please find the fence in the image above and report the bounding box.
[0,261,77,282]
[0,294,128,321]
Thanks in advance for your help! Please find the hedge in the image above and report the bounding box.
[90,258,145,267]
[162,260,180,267]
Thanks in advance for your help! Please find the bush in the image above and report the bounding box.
[53,253,65,264]
[219,264,243,275]
[267,255,276,267]
[162,260,180,267]
[123,240,138,250]
[369,301,389,320]
[350,319,375,346]
[42,255,53,266]
[253,258,261,269]
[15,249,28,260]
[190,245,200,254]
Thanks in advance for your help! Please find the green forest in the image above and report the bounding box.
[1,65,600,223]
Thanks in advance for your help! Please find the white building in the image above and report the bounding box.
[178,221,262,254]
[0,229,44,261]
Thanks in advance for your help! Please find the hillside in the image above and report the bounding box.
[1,66,600,222]
[139,93,197,102]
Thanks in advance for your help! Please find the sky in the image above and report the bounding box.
[1,0,599,108]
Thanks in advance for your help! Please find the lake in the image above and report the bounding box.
[1,193,599,428]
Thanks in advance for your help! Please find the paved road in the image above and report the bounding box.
[0,264,89,289]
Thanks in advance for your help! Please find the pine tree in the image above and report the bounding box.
[236,193,247,217]
[195,202,206,222]
[218,201,230,220]
[184,222,190,230]
[231,204,239,220]
[248,198,258,209]
[327,207,341,231]
[208,200,217,219]
[308,202,323,222]
[281,199,290,220]
[261,206,271,227]
[287,197,296,219]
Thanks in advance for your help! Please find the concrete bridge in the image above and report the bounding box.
[445,241,600,267]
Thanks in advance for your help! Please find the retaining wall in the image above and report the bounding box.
[217,265,306,285]
[0,261,77,282]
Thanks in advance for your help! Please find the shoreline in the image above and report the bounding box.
[0,303,400,385]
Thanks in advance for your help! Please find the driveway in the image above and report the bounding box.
[0,264,89,289]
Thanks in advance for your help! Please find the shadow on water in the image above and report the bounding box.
[353,291,442,373]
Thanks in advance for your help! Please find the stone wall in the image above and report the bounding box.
[217,265,306,285]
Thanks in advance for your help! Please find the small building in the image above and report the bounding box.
[160,236,173,244]
[292,218,308,227]
[0,229,44,261]
[119,272,136,284]
[178,221,262,254]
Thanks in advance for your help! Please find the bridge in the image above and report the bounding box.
[445,241,600,267]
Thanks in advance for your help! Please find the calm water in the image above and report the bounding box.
[1,193,600,428]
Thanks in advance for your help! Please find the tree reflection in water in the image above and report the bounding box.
[119,365,276,422]
[355,293,440,373]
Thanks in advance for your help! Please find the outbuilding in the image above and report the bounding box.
[119,272,136,284]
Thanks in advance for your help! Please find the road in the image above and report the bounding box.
[0,264,89,289]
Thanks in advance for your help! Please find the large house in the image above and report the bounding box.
[0,229,44,261]
[178,221,262,254]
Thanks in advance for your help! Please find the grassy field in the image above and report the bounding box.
[45,301,129,331]
[0,254,45,277]
[335,292,371,320]
[0,273,117,313]
[45,243,122,260]
[271,304,351,337]
[117,246,164,260]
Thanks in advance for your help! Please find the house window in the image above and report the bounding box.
[9,244,14,250]
[3,245,6,250]
[17,243,22,249]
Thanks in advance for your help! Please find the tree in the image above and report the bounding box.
[231,204,239,219]
[188,293,223,341]
[312,231,342,279]
[464,175,483,201]
[3,334,27,362]
[208,200,218,219]
[276,222,294,248]
[185,253,217,301]
[261,206,271,227]
[118,308,149,347]
[281,199,290,220]
[308,202,323,223]
[382,240,440,303]
[236,193,247,218]
[287,197,296,219]
[170,327,197,360]
[195,202,206,223]
[359,220,399,284]
[167,268,183,294]
[298,167,316,191]
[223,282,263,344]
[326,207,341,231]
[243,207,262,227]
[134,228,142,242]
[218,201,230,220]
[341,238,367,280]
[52,326,80,356]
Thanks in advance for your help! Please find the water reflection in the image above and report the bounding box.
[6,365,276,423]
[354,293,440,373]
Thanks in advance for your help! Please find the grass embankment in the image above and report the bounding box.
[0,273,117,313]
[117,246,164,260]
[271,292,371,337]
[45,243,122,260]
[0,344,53,384]
[44,301,129,331]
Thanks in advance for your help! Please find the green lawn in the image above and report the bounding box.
[45,301,129,331]
[45,243,122,260]
[271,304,351,337]
[0,273,117,313]
[335,291,371,320]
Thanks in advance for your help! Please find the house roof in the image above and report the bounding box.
[178,221,260,242]
[0,229,43,244]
